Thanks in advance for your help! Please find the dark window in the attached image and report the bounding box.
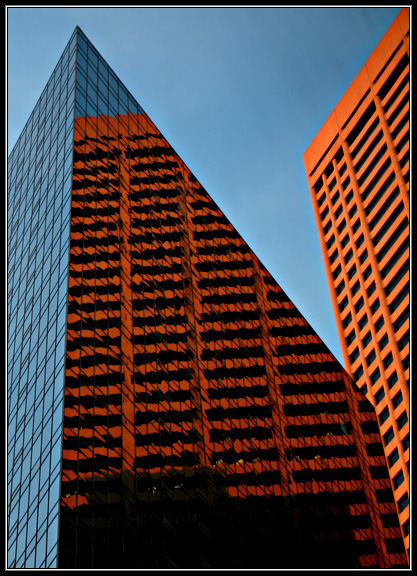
[354,366,364,381]
[358,314,368,330]
[393,469,404,490]
[370,366,381,384]
[378,406,390,425]
[350,347,360,363]
[363,331,372,348]
[343,313,352,329]
[370,299,380,315]
[378,333,389,350]
[351,280,360,296]
[341,234,350,248]
[345,248,353,264]
[359,249,368,264]
[383,352,393,369]
[363,265,372,280]
[374,386,385,405]
[383,426,394,447]
[355,296,364,313]
[346,330,356,346]
[402,434,409,451]
[387,448,399,467]
[387,372,398,389]
[335,279,345,296]
[397,410,408,430]
[398,492,409,512]
[347,263,357,280]
[366,349,376,366]
[392,391,403,409]
[339,296,348,312]
[375,316,385,332]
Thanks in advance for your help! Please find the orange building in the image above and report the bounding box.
[303,8,409,556]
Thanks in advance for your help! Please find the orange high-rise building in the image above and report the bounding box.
[303,8,409,556]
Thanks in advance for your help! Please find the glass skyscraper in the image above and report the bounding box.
[8,27,407,569]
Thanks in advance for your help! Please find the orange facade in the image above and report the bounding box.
[303,8,409,557]
[57,108,407,568]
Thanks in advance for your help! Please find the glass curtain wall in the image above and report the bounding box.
[7,30,77,569]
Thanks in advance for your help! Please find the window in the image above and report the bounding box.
[334,204,343,220]
[375,316,384,332]
[392,469,404,490]
[378,406,390,425]
[398,492,409,512]
[402,519,409,537]
[383,352,393,369]
[370,299,380,315]
[351,281,360,296]
[354,366,364,381]
[339,296,348,312]
[397,410,408,430]
[335,278,345,296]
[374,386,385,405]
[387,372,398,389]
[387,448,399,467]
[340,234,349,248]
[345,189,353,204]
[350,347,360,363]
[358,314,368,330]
[383,426,394,447]
[355,296,364,313]
[363,331,372,348]
[366,349,376,366]
[370,366,381,385]
[337,219,346,234]
[329,249,338,264]
[346,330,356,346]
[378,333,389,350]
[326,234,335,249]
[402,434,409,451]
[348,204,357,219]
[345,248,353,264]
[347,263,357,280]
[359,249,368,264]
[363,265,372,280]
[331,190,340,205]
[323,220,332,235]
[333,264,342,280]
[352,219,361,233]
[392,391,403,409]
[343,313,352,329]
[356,233,364,249]
[321,204,330,219]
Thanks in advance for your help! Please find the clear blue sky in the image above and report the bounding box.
[7,6,402,365]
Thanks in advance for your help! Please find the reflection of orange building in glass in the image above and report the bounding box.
[303,8,409,558]
[8,27,407,569]
[59,109,407,569]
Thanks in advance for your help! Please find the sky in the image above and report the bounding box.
[6,5,403,365]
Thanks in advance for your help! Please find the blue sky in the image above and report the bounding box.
[7,6,402,365]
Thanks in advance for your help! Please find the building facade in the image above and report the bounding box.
[8,27,407,569]
[303,8,409,556]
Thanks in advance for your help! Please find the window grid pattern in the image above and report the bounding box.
[55,29,406,569]
[304,9,409,558]
[7,31,78,569]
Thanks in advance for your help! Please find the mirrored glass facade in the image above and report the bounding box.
[8,27,407,569]
[7,29,77,568]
